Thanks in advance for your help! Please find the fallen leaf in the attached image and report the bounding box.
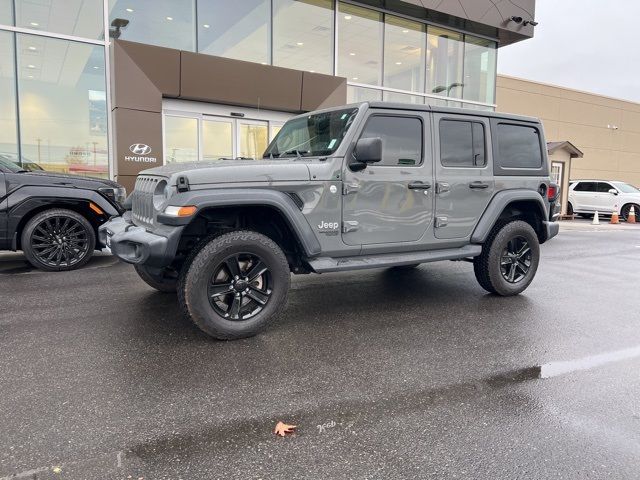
[274,421,296,437]
[52,466,62,474]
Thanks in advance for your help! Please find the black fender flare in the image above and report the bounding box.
[158,188,322,257]
[7,186,120,247]
[471,189,549,244]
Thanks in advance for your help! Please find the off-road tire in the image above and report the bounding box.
[21,208,95,272]
[178,231,290,340]
[134,264,178,293]
[473,220,540,296]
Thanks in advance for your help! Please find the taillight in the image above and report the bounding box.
[548,183,559,202]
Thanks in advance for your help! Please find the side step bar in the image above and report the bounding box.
[308,245,482,273]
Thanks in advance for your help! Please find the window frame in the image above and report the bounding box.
[438,118,487,169]
[354,113,424,168]
[491,118,548,177]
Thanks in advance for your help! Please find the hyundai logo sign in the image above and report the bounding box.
[129,143,152,155]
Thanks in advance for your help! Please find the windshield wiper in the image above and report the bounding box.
[281,149,309,159]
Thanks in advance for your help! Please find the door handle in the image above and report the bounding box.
[469,181,489,190]
[408,182,431,190]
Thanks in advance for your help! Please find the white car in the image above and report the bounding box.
[568,180,640,221]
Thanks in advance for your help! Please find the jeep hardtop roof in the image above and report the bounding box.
[297,101,541,125]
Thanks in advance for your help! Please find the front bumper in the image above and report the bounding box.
[99,212,183,267]
[543,220,559,242]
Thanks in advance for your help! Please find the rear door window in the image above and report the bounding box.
[440,120,486,168]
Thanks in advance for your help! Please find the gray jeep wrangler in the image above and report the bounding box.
[101,102,559,340]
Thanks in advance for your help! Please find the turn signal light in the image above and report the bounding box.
[164,205,197,217]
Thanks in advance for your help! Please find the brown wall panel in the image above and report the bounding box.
[112,108,163,178]
[301,72,347,111]
[180,52,304,112]
[116,41,181,97]
[110,42,162,113]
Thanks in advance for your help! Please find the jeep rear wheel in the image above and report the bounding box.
[473,220,540,296]
[178,231,290,340]
[134,265,178,293]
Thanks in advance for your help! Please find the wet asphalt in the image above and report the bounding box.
[1,224,640,479]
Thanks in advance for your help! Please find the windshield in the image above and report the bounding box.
[263,108,358,158]
[0,156,24,173]
[612,182,640,194]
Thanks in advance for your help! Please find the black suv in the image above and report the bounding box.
[0,157,125,271]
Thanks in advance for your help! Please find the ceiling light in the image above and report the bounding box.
[27,64,35,69]
[296,42,304,46]
[395,61,402,65]
[310,70,315,73]
[27,75,33,79]
[126,8,133,12]
[30,22,39,27]
[93,66,99,69]
[402,29,409,33]
[166,16,173,21]
[352,77,358,80]
[203,24,210,28]
[261,62,268,65]
[349,52,355,56]
[344,15,352,20]
[28,46,36,51]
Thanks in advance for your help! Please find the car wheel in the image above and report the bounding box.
[473,220,540,296]
[178,231,290,340]
[621,204,639,222]
[567,202,574,216]
[134,264,178,293]
[21,208,95,272]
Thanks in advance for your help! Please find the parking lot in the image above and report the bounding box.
[1,224,640,479]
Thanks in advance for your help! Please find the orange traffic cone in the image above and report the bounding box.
[610,205,620,224]
[628,205,637,224]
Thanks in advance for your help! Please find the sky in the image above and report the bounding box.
[497,0,640,103]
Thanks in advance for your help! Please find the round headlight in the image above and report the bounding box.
[153,180,169,209]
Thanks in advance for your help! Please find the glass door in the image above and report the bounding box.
[237,120,269,159]
[202,116,234,161]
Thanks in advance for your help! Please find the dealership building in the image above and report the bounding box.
[0,0,541,190]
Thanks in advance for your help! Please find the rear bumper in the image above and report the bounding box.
[98,213,183,267]
[543,220,559,242]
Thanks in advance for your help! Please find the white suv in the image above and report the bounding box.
[568,180,640,221]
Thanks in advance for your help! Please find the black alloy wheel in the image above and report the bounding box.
[208,253,272,321]
[22,208,96,272]
[500,236,532,284]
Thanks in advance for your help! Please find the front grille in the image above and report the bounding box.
[131,175,160,227]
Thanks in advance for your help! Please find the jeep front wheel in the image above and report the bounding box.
[178,231,290,340]
[473,220,540,296]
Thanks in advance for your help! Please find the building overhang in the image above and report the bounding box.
[547,141,584,159]
[356,0,537,45]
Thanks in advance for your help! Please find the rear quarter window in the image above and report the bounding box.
[492,119,547,176]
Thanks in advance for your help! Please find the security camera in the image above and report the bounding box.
[510,16,523,24]
[109,18,129,39]
[523,20,539,26]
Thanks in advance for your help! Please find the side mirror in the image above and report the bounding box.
[354,137,382,164]
[608,188,618,195]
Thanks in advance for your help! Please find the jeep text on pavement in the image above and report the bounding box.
[100,102,560,339]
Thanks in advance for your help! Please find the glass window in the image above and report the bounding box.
[165,116,198,163]
[612,182,640,193]
[597,182,615,193]
[0,31,18,159]
[383,15,425,93]
[239,123,269,159]
[198,0,269,64]
[440,120,486,168]
[12,0,103,39]
[337,2,383,86]
[463,36,497,104]
[496,124,542,169]
[202,118,233,161]
[16,34,108,177]
[359,116,422,167]
[1,1,13,24]
[273,0,333,74]
[264,108,358,158]
[348,85,382,103]
[426,27,463,99]
[383,91,424,104]
[109,0,195,51]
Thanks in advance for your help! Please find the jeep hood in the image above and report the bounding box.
[141,159,312,185]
